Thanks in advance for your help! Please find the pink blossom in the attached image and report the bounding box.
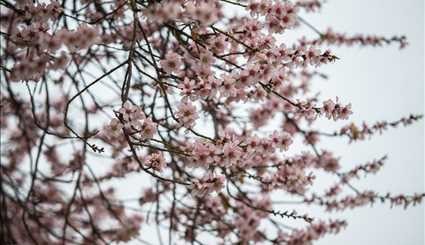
[176,100,198,128]
[160,52,182,74]
[271,131,293,151]
[222,141,243,166]
[192,174,225,197]
[145,152,165,171]
[103,118,123,139]
[1,1,422,244]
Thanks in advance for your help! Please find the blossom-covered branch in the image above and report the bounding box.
[0,0,422,244]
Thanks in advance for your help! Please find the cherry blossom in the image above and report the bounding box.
[176,100,198,128]
[145,152,166,171]
[160,51,182,74]
[0,0,422,244]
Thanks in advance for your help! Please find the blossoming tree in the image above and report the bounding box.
[0,0,423,244]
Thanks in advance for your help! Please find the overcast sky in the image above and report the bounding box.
[298,0,424,244]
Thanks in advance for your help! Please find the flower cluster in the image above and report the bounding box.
[59,25,100,51]
[185,130,294,168]
[103,102,156,141]
[160,51,183,74]
[203,195,226,217]
[145,0,221,26]
[17,1,63,22]
[176,100,198,128]
[144,152,166,171]
[248,0,299,33]
[334,114,423,142]
[340,156,386,182]
[234,202,264,242]
[192,173,225,197]
[273,163,315,194]
[321,98,352,121]
[295,0,322,12]
[9,21,98,81]
[279,220,347,244]
[305,28,409,49]
[306,191,425,212]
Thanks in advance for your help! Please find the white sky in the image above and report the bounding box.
[299,0,424,244]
